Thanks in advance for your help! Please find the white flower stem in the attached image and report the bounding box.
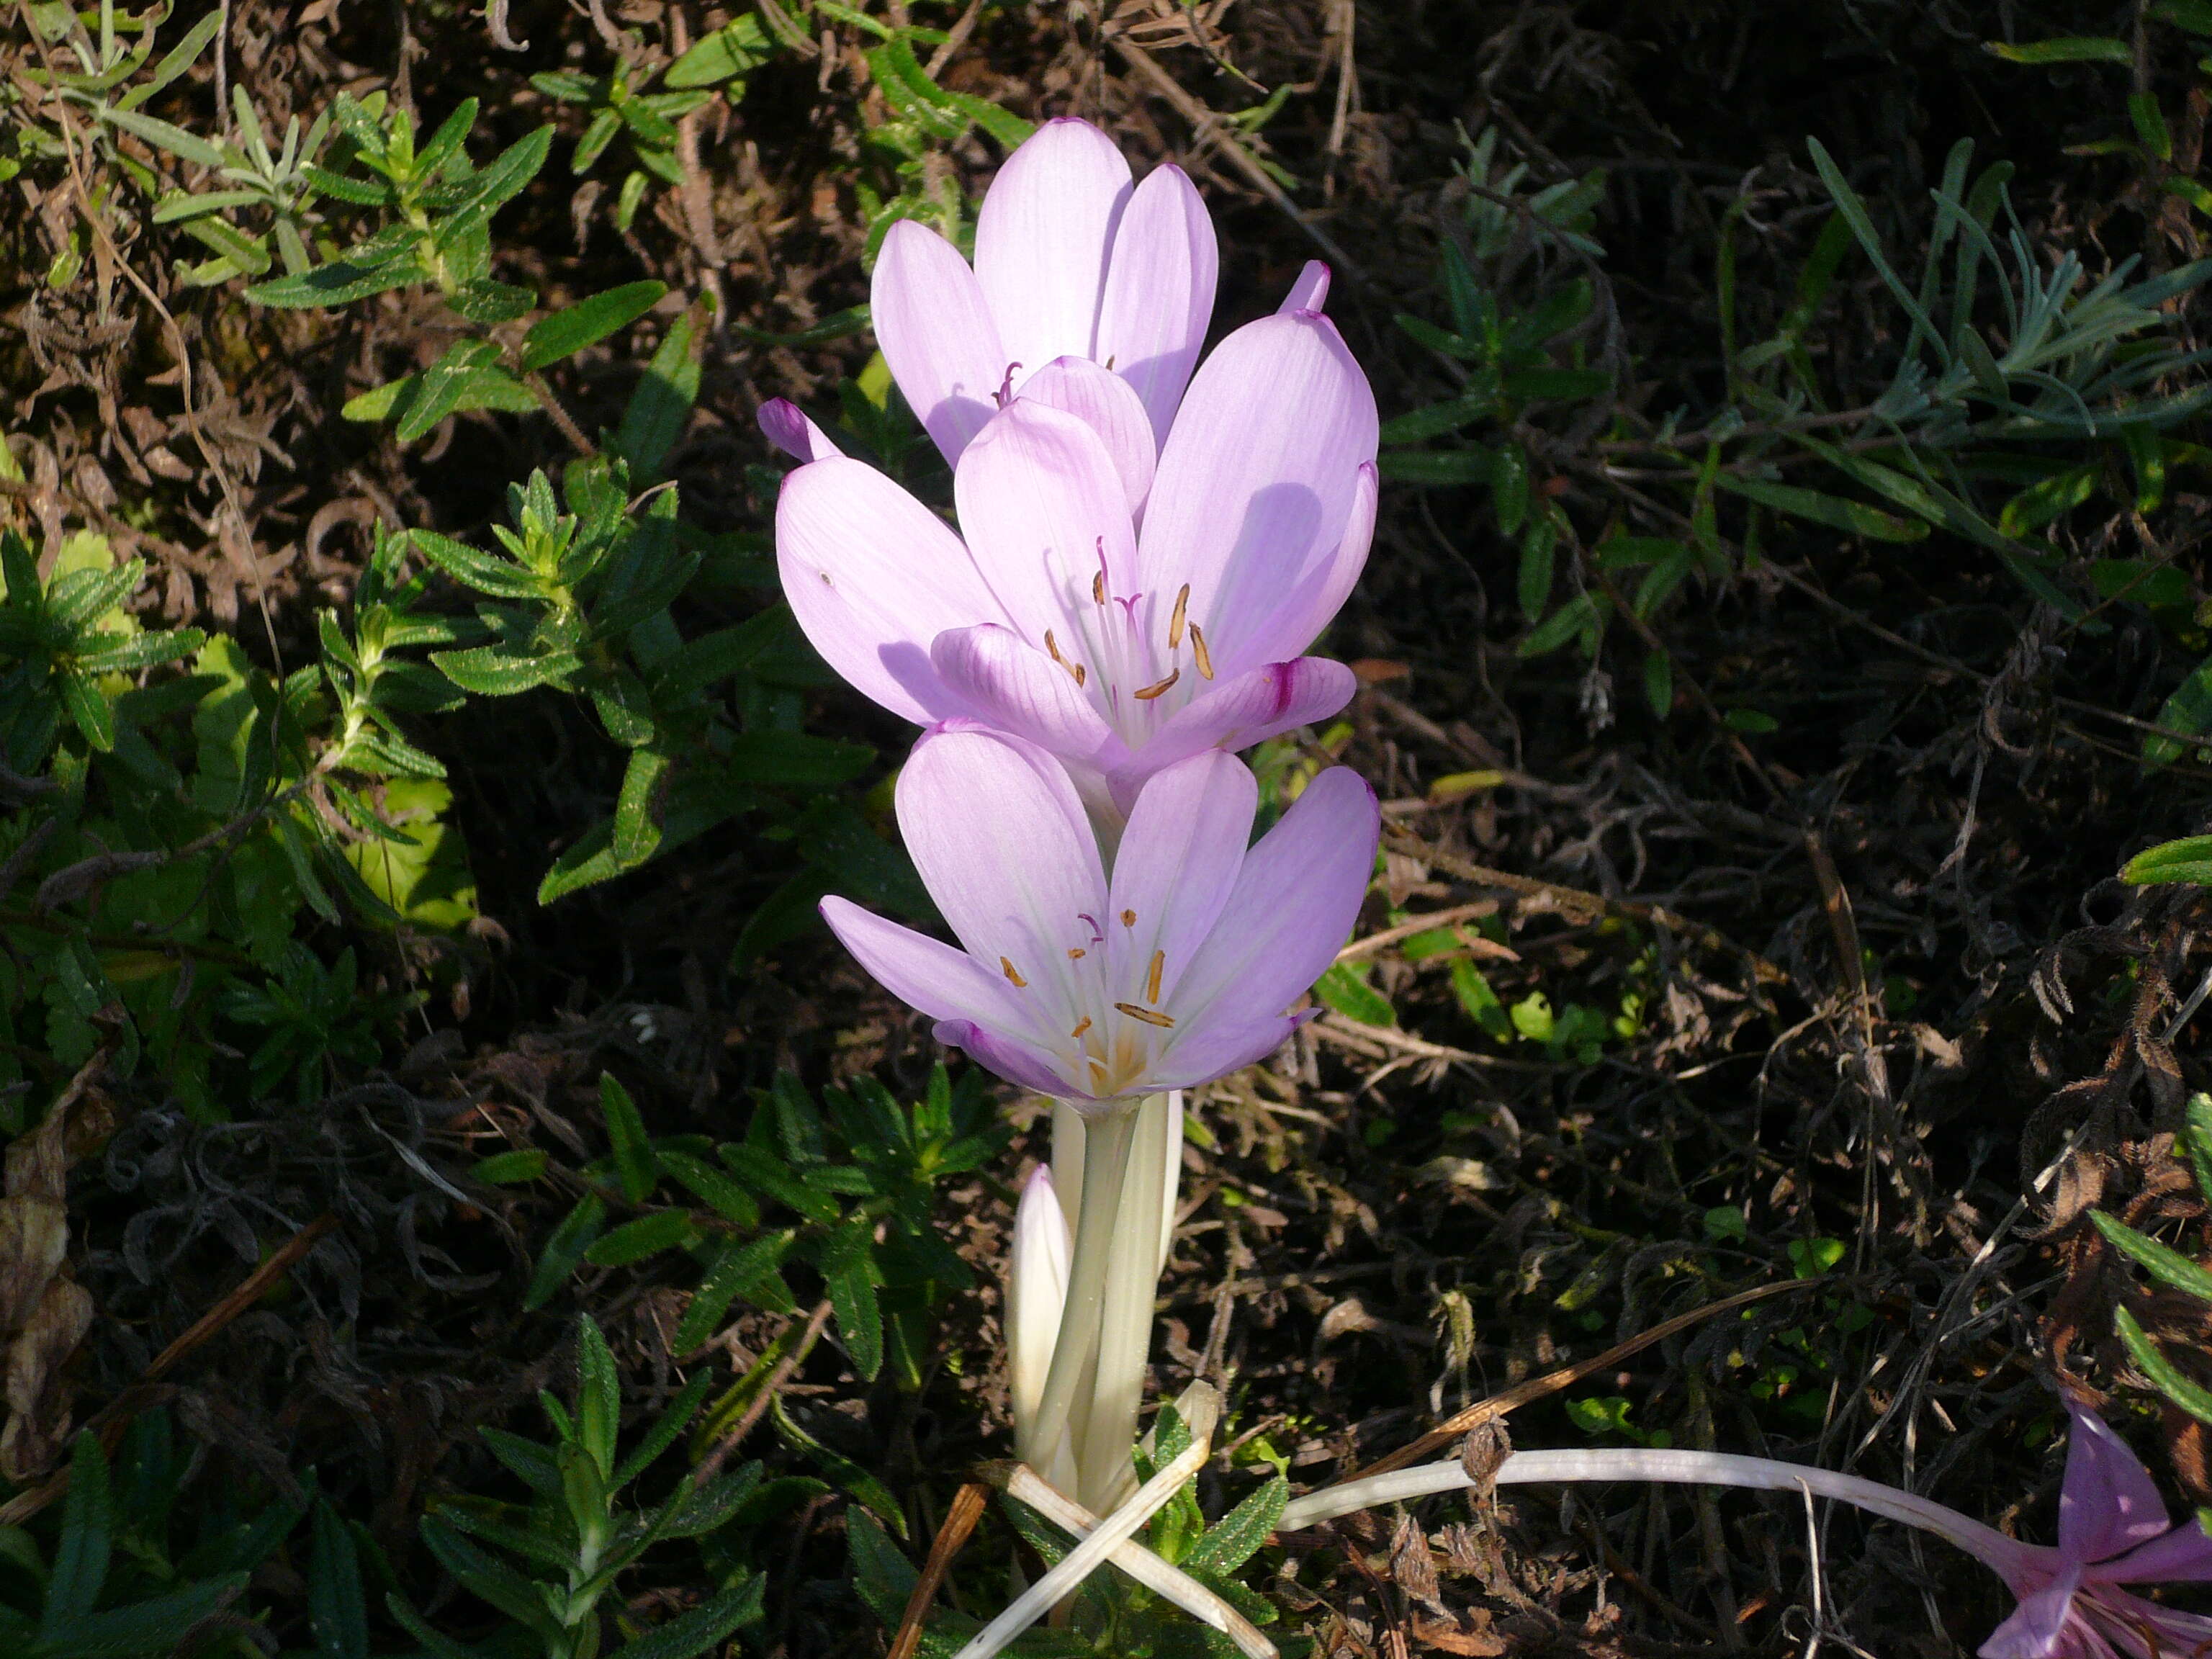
[1075,1092,1177,1510]
[1027,1103,1141,1479]
[1277,1447,2034,1576]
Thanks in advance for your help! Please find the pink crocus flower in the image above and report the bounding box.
[768,308,1377,817]
[1280,1399,2212,1659]
[818,723,1377,1110]
[867,116,1226,468]
[1977,1401,2212,1659]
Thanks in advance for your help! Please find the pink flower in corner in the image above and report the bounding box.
[768,304,1377,817]
[763,116,1332,487]
[1974,1401,2212,1659]
[819,725,1377,1110]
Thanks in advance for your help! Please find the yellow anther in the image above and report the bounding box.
[1169,583,1190,649]
[1189,623,1214,681]
[1114,1002,1176,1028]
[1000,957,1027,988]
[1134,668,1180,701]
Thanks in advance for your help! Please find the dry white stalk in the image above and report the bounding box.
[1004,1464,1276,1659]
[955,1436,1210,1659]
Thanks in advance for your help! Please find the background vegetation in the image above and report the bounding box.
[6,0,2212,1653]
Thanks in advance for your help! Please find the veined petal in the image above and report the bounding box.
[1222,461,1377,677]
[931,624,1121,765]
[955,400,1138,643]
[776,457,1006,724]
[975,118,1132,384]
[2062,1404,2172,1563]
[1979,1566,2082,1659]
[896,726,1107,1020]
[1105,749,1256,1013]
[1149,1010,1310,1094]
[2086,1589,2212,1655]
[1015,356,1157,514]
[819,896,1020,1028]
[1109,657,1357,810]
[1276,260,1331,315]
[872,218,1009,466]
[935,1017,1083,1100]
[757,397,844,462]
[1095,163,1218,447]
[2100,1516,2212,1583]
[1139,311,1378,649]
[1171,766,1378,1037]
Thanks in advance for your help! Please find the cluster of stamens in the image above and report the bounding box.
[992,904,1179,1097]
[1035,542,1218,742]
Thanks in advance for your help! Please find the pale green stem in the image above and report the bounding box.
[1027,1102,1139,1475]
[1276,1447,2036,1579]
[1074,1092,1177,1510]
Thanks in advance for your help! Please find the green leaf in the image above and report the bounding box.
[418,1516,555,1633]
[2091,1210,2212,1301]
[1712,472,1930,541]
[525,1195,607,1310]
[820,1218,884,1381]
[600,1073,657,1202]
[1996,464,2099,538]
[1501,366,1611,400]
[2188,1093,2212,1202]
[1313,961,1394,1026]
[1182,1474,1287,1575]
[246,253,429,309]
[575,1315,621,1476]
[1518,591,1604,658]
[472,1148,549,1184]
[307,1500,368,1659]
[444,124,554,215]
[34,1575,248,1658]
[657,1150,762,1229]
[613,745,671,865]
[1378,449,1494,485]
[42,1434,112,1633]
[666,14,775,86]
[522,280,668,370]
[2116,1305,2212,1425]
[451,279,539,325]
[601,1578,765,1659]
[2147,657,2212,768]
[585,1210,697,1267]
[675,1231,796,1352]
[616,306,702,481]
[1378,399,1491,445]
[97,105,225,168]
[432,645,581,696]
[1449,959,1514,1042]
[2155,0,2212,32]
[1982,35,2132,63]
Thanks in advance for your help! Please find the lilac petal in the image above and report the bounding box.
[1223,459,1378,678]
[954,400,1138,644]
[930,623,1122,765]
[896,726,1107,1003]
[2100,1515,2212,1584]
[776,457,1005,723]
[2062,1404,2173,1563]
[1109,657,1358,809]
[1095,163,1218,447]
[1104,750,1256,1011]
[757,398,843,462]
[1138,312,1378,652]
[1276,260,1331,315]
[819,896,1020,1027]
[872,218,1009,466]
[936,1017,1081,1100]
[1148,1011,1308,1094]
[1979,1566,2083,1659]
[975,118,1133,387]
[1015,356,1157,513]
[1169,766,1378,1039]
